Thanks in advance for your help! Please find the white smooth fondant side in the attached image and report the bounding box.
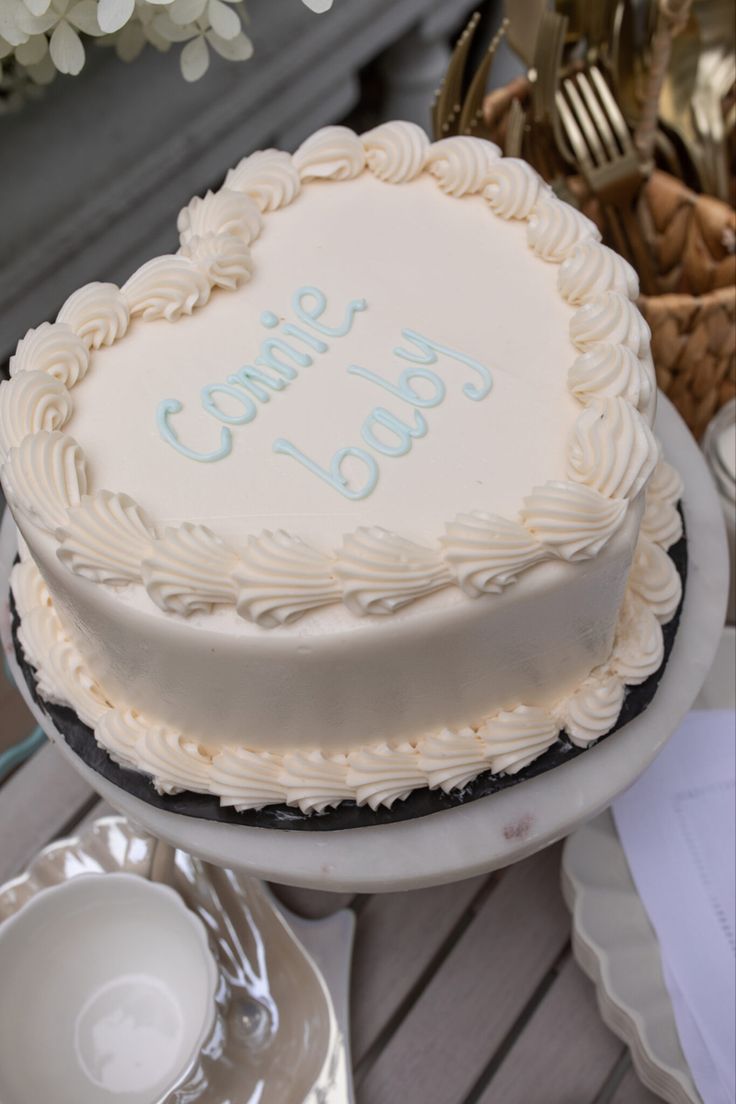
[18,499,640,750]
[9,453,679,811]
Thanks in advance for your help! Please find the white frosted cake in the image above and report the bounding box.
[1,122,684,816]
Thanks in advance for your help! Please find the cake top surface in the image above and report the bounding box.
[0,123,658,628]
[70,172,576,547]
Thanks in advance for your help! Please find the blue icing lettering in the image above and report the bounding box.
[361,407,427,456]
[157,399,232,463]
[255,338,311,380]
[394,329,492,401]
[227,365,286,403]
[348,363,446,408]
[158,285,361,464]
[293,286,367,337]
[273,438,378,500]
[201,383,257,425]
[261,306,330,353]
[281,323,329,354]
[157,288,492,501]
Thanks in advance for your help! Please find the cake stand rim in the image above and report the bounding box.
[1,394,729,892]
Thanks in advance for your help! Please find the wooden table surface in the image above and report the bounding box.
[0,706,663,1104]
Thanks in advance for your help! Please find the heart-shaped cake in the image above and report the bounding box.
[1,122,683,816]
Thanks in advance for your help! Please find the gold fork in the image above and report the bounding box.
[458,17,510,137]
[431,11,481,139]
[527,11,569,184]
[556,65,658,293]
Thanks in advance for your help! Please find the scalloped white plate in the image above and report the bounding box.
[0,816,355,1104]
[561,631,734,1104]
[562,809,701,1104]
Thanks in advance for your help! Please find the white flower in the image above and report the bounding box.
[25,48,56,81]
[22,0,53,17]
[97,0,136,34]
[0,1,31,46]
[62,1,103,36]
[175,16,252,81]
[168,0,241,37]
[48,20,83,73]
[168,0,207,22]
[119,2,173,53]
[47,0,103,74]
[2,0,334,93]
[14,2,56,35]
[112,14,145,59]
[14,31,48,64]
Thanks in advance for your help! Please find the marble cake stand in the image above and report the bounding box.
[1,396,729,892]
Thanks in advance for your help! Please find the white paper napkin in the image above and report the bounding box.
[613,710,736,1104]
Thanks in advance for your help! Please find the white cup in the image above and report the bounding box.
[0,872,218,1104]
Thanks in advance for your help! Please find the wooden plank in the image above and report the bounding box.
[352,874,491,1066]
[477,955,624,1104]
[0,741,94,882]
[356,844,570,1104]
[0,669,36,753]
[608,1062,664,1104]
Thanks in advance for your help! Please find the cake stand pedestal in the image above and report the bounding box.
[1,396,729,892]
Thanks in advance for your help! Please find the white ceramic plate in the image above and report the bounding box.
[562,809,701,1104]
[0,816,355,1104]
[0,395,730,891]
[561,631,735,1104]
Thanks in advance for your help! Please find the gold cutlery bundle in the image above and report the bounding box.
[432,0,735,288]
[432,0,735,439]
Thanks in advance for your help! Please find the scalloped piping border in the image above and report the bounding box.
[0,125,659,627]
[10,461,683,814]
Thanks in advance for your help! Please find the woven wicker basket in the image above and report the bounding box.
[483,80,736,439]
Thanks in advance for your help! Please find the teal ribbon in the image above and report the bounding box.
[0,727,46,784]
[2,652,46,783]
